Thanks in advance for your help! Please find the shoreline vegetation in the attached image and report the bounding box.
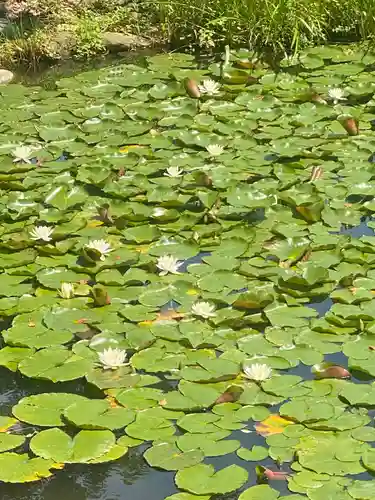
[0,0,375,70]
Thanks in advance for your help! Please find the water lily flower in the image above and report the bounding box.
[152,207,166,217]
[191,301,216,318]
[164,166,183,178]
[243,363,272,381]
[156,255,182,275]
[59,282,74,299]
[11,145,33,164]
[98,347,128,370]
[198,79,221,95]
[206,144,224,157]
[328,87,346,104]
[86,239,112,261]
[30,226,54,242]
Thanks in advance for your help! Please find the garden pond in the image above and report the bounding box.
[1,45,375,499]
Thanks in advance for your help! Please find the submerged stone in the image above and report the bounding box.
[0,68,13,84]
[102,32,151,51]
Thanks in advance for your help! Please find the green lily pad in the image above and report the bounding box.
[30,428,116,463]
[175,463,248,495]
[239,485,280,500]
[144,442,204,470]
[12,393,87,426]
[63,398,135,430]
[0,453,56,483]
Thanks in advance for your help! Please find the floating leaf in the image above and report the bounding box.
[0,453,56,483]
[30,428,116,463]
[175,463,248,495]
[239,484,280,500]
[255,415,295,437]
[13,393,87,426]
[144,442,204,470]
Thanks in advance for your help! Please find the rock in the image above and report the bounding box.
[0,18,9,32]
[0,69,14,84]
[102,32,151,52]
[46,31,76,60]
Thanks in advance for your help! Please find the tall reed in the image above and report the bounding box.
[155,0,375,54]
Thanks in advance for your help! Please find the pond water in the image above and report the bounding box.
[1,44,375,500]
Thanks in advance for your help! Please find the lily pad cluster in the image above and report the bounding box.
[0,45,375,497]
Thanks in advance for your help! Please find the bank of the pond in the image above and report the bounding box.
[1,0,375,68]
[10,48,161,88]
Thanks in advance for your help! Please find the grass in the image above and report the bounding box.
[155,0,375,55]
[1,0,375,68]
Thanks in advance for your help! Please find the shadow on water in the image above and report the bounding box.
[306,296,333,317]
[339,219,375,238]
[1,449,173,500]
[13,48,161,88]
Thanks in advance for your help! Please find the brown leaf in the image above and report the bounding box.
[184,78,201,98]
[214,386,243,405]
[316,365,350,379]
[340,117,359,136]
[311,93,327,105]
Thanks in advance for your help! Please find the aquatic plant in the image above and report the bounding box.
[243,363,272,382]
[0,45,374,499]
[85,239,112,261]
[191,301,216,318]
[29,226,54,241]
[98,347,128,370]
[156,255,182,275]
[198,78,221,95]
[59,282,75,299]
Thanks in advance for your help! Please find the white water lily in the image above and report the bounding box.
[98,348,128,370]
[198,78,221,95]
[156,254,182,275]
[30,226,54,242]
[11,145,33,164]
[86,239,112,261]
[328,87,346,105]
[164,166,183,178]
[152,207,166,217]
[206,144,224,157]
[243,363,272,382]
[191,301,216,319]
[59,282,75,299]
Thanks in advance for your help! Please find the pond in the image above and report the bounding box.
[1,44,375,500]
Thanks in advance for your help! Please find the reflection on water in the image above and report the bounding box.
[307,296,333,317]
[1,450,171,500]
[340,219,375,238]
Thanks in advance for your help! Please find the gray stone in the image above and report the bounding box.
[47,31,76,60]
[102,32,151,52]
[0,69,14,84]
